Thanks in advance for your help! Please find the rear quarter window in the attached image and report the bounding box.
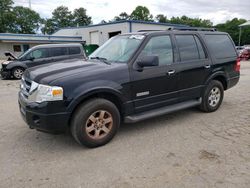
[205,34,237,59]
[69,47,81,55]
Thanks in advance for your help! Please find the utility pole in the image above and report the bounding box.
[28,0,31,9]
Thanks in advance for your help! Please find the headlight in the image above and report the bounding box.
[2,61,11,65]
[29,81,63,103]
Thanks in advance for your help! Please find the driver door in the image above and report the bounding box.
[130,35,180,114]
[24,48,51,68]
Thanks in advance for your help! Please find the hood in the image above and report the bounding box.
[25,59,124,85]
[4,51,17,60]
[1,60,13,65]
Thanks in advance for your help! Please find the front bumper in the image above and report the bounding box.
[18,92,71,133]
[0,68,11,79]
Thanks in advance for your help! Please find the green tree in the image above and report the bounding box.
[155,14,168,23]
[0,0,14,32]
[170,16,213,27]
[114,12,130,21]
[216,18,250,45]
[51,6,74,28]
[130,6,153,21]
[73,8,91,26]
[42,6,92,34]
[11,6,41,33]
[41,18,56,34]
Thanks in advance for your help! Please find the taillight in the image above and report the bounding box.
[234,58,240,72]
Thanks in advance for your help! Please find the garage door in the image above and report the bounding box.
[90,31,99,45]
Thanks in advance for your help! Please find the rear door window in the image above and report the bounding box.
[175,35,200,61]
[51,47,68,57]
[69,47,81,55]
[205,34,237,59]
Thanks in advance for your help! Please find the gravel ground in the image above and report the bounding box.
[0,61,249,188]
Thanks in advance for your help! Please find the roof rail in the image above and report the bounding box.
[168,27,217,32]
[137,30,164,32]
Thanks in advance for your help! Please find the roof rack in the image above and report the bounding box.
[137,30,164,32]
[168,27,217,32]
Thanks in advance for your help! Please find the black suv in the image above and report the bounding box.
[18,28,240,148]
[1,43,85,79]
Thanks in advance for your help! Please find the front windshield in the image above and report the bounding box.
[18,48,32,60]
[89,34,145,63]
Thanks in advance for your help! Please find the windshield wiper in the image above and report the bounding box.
[89,56,111,65]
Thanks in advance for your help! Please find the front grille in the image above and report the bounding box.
[21,77,32,99]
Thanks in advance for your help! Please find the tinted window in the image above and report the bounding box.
[139,35,173,65]
[13,45,21,52]
[51,47,67,57]
[176,35,199,61]
[27,49,49,59]
[69,47,81,55]
[205,34,237,59]
[194,36,206,59]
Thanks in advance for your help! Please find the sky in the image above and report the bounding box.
[14,0,250,25]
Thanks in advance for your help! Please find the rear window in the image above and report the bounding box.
[205,34,237,59]
[51,47,68,57]
[176,35,200,61]
[69,47,81,55]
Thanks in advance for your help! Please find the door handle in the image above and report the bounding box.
[167,70,175,75]
[204,65,211,69]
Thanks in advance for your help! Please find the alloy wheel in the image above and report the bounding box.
[208,87,221,107]
[85,110,113,140]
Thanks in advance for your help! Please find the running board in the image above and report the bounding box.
[124,98,202,123]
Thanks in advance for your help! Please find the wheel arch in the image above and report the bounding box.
[7,62,27,71]
[68,89,124,126]
[205,72,228,90]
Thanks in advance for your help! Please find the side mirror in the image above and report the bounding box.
[27,56,35,61]
[137,55,159,68]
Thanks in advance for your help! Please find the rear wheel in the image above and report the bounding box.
[12,67,24,79]
[71,98,120,148]
[200,80,224,112]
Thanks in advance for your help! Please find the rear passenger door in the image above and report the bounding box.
[174,34,212,101]
[50,47,68,62]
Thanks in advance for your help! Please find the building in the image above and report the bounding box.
[0,33,83,59]
[53,20,187,46]
[0,20,186,59]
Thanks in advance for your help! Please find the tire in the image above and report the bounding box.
[12,67,24,79]
[71,98,120,148]
[199,80,224,112]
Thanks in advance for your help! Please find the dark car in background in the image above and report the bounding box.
[1,43,86,79]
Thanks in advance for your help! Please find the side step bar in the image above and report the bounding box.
[124,98,202,123]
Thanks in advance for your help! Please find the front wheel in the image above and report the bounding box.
[12,67,24,79]
[71,98,120,148]
[199,80,224,112]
